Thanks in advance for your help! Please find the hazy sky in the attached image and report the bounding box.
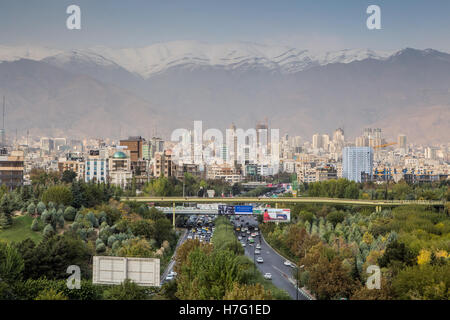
[1,0,450,52]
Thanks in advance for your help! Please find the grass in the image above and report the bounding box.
[0,215,43,244]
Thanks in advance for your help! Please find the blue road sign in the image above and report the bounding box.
[235,205,253,214]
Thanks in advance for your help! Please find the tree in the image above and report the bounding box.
[391,264,450,300]
[102,279,148,300]
[130,219,155,239]
[42,185,73,206]
[117,239,154,258]
[378,240,416,272]
[154,218,174,247]
[224,283,272,300]
[36,201,46,215]
[31,218,41,231]
[35,288,68,300]
[43,224,55,237]
[61,170,77,183]
[27,203,36,215]
[17,234,93,280]
[0,193,13,215]
[0,212,12,230]
[0,241,24,283]
[63,206,77,221]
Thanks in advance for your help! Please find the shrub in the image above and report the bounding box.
[35,288,68,300]
[27,203,36,215]
[43,224,55,237]
[31,218,41,231]
[64,206,77,221]
[36,202,46,215]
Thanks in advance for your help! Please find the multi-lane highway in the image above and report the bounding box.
[234,215,311,300]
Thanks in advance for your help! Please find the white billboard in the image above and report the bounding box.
[92,256,160,287]
[261,208,291,223]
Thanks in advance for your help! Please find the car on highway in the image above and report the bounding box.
[255,249,261,254]
[241,242,246,247]
[238,236,242,240]
[284,260,291,267]
[263,273,272,280]
[256,257,264,263]
[256,244,261,249]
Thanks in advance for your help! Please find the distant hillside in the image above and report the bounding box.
[0,44,448,144]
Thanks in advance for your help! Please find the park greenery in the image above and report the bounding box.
[0,170,180,300]
[0,168,449,300]
[261,202,450,300]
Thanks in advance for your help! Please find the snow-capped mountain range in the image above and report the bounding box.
[0,41,395,78]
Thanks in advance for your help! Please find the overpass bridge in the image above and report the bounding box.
[121,196,444,207]
[121,196,446,227]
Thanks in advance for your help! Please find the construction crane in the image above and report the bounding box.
[373,142,397,149]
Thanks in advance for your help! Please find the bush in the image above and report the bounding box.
[43,224,55,237]
[64,206,77,221]
[327,211,347,226]
[299,210,314,223]
[96,242,106,253]
[27,203,36,215]
[40,209,50,224]
[102,279,148,300]
[107,235,117,247]
[31,218,41,231]
[36,202,46,215]
[15,279,103,300]
[35,288,68,300]
[0,213,12,230]
[57,215,65,229]
[42,186,74,206]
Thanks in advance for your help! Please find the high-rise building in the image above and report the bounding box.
[0,149,24,189]
[343,147,374,183]
[120,136,145,162]
[85,149,109,183]
[398,134,407,149]
[54,138,67,151]
[312,134,322,149]
[333,128,345,144]
[322,134,330,151]
[40,137,54,152]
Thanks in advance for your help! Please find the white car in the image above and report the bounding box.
[263,273,272,280]
[238,236,242,240]
[169,271,177,277]
[255,249,261,255]
[257,257,264,263]
[165,275,174,281]
[241,242,246,247]
[256,244,261,249]
[284,260,291,266]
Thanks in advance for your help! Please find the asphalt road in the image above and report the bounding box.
[161,228,188,284]
[234,215,310,300]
